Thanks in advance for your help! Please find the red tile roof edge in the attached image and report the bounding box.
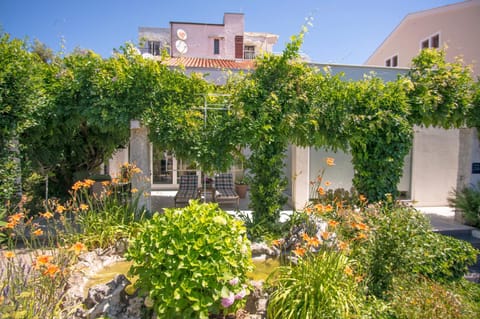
[160,56,255,70]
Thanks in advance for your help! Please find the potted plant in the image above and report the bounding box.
[235,177,249,199]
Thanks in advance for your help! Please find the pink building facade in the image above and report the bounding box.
[139,13,278,61]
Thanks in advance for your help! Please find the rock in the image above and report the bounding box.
[84,274,131,319]
[251,242,276,257]
[245,280,268,318]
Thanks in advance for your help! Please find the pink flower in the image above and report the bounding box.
[235,288,247,300]
[221,292,235,308]
[229,277,239,285]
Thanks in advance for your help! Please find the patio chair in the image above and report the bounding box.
[214,173,239,208]
[174,174,199,207]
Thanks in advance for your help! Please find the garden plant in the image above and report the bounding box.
[126,201,253,319]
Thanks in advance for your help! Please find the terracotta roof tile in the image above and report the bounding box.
[161,56,255,70]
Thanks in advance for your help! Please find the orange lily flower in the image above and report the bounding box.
[41,211,54,219]
[56,205,66,213]
[293,246,306,257]
[69,242,87,255]
[3,251,16,259]
[32,228,44,236]
[326,157,335,166]
[43,264,60,278]
[328,220,339,228]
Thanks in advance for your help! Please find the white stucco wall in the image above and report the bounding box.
[411,126,460,206]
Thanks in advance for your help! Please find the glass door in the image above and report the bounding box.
[152,145,199,187]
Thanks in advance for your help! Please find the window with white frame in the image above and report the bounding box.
[420,33,440,49]
[213,39,220,55]
[244,45,255,59]
[385,55,398,67]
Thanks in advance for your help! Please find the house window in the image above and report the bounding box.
[431,34,440,48]
[421,39,429,49]
[391,55,398,67]
[147,41,161,56]
[420,33,440,49]
[235,36,244,59]
[213,39,220,55]
[244,45,255,59]
[385,55,398,67]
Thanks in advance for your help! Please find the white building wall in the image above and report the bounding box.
[411,126,460,206]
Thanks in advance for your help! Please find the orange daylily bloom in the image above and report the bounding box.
[352,222,369,231]
[317,187,326,196]
[32,228,44,236]
[321,231,330,241]
[69,242,87,255]
[131,188,138,193]
[324,204,334,212]
[293,246,306,257]
[34,255,53,269]
[306,236,321,248]
[326,157,335,166]
[314,204,324,212]
[324,181,331,187]
[41,211,54,219]
[79,204,89,211]
[355,275,365,283]
[56,205,66,213]
[8,213,24,223]
[71,181,83,191]
[301,233,310,241]
[359,194,367,202]
[43,263,60,278]
[36,255,53,265]
[304,207,313,214]
[355,233,368,241]
[83,179,95,187]
[337,240,349,251]
[328,220,339,228]
[5,222,16,229]
[344,265,353,276]
[101,181,110,186]
[3,251,16,259]
[271,239,284,247]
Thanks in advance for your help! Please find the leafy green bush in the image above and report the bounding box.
[352,205,432,297]
[445,279,480,318]
[448,182,480,227]
[387,276,463,319]
[346,205,476,297]
[413,232,478,282]
[126,201,253,319]
[266,251,364,319]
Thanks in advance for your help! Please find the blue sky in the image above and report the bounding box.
[0,0,461,65]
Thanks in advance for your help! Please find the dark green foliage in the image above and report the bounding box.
[347,78,413,202]
[0,34,45,204]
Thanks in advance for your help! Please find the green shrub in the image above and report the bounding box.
[355,205,432,298]
[448,182,480,227]
[126,201,253,319]
[266,251,364,319]
[387,276,463,319]
[413,232,478,282]
[445,279,480,318]
[353,205,477,298]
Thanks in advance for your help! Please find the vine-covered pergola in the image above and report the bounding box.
[2,32,479,230]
